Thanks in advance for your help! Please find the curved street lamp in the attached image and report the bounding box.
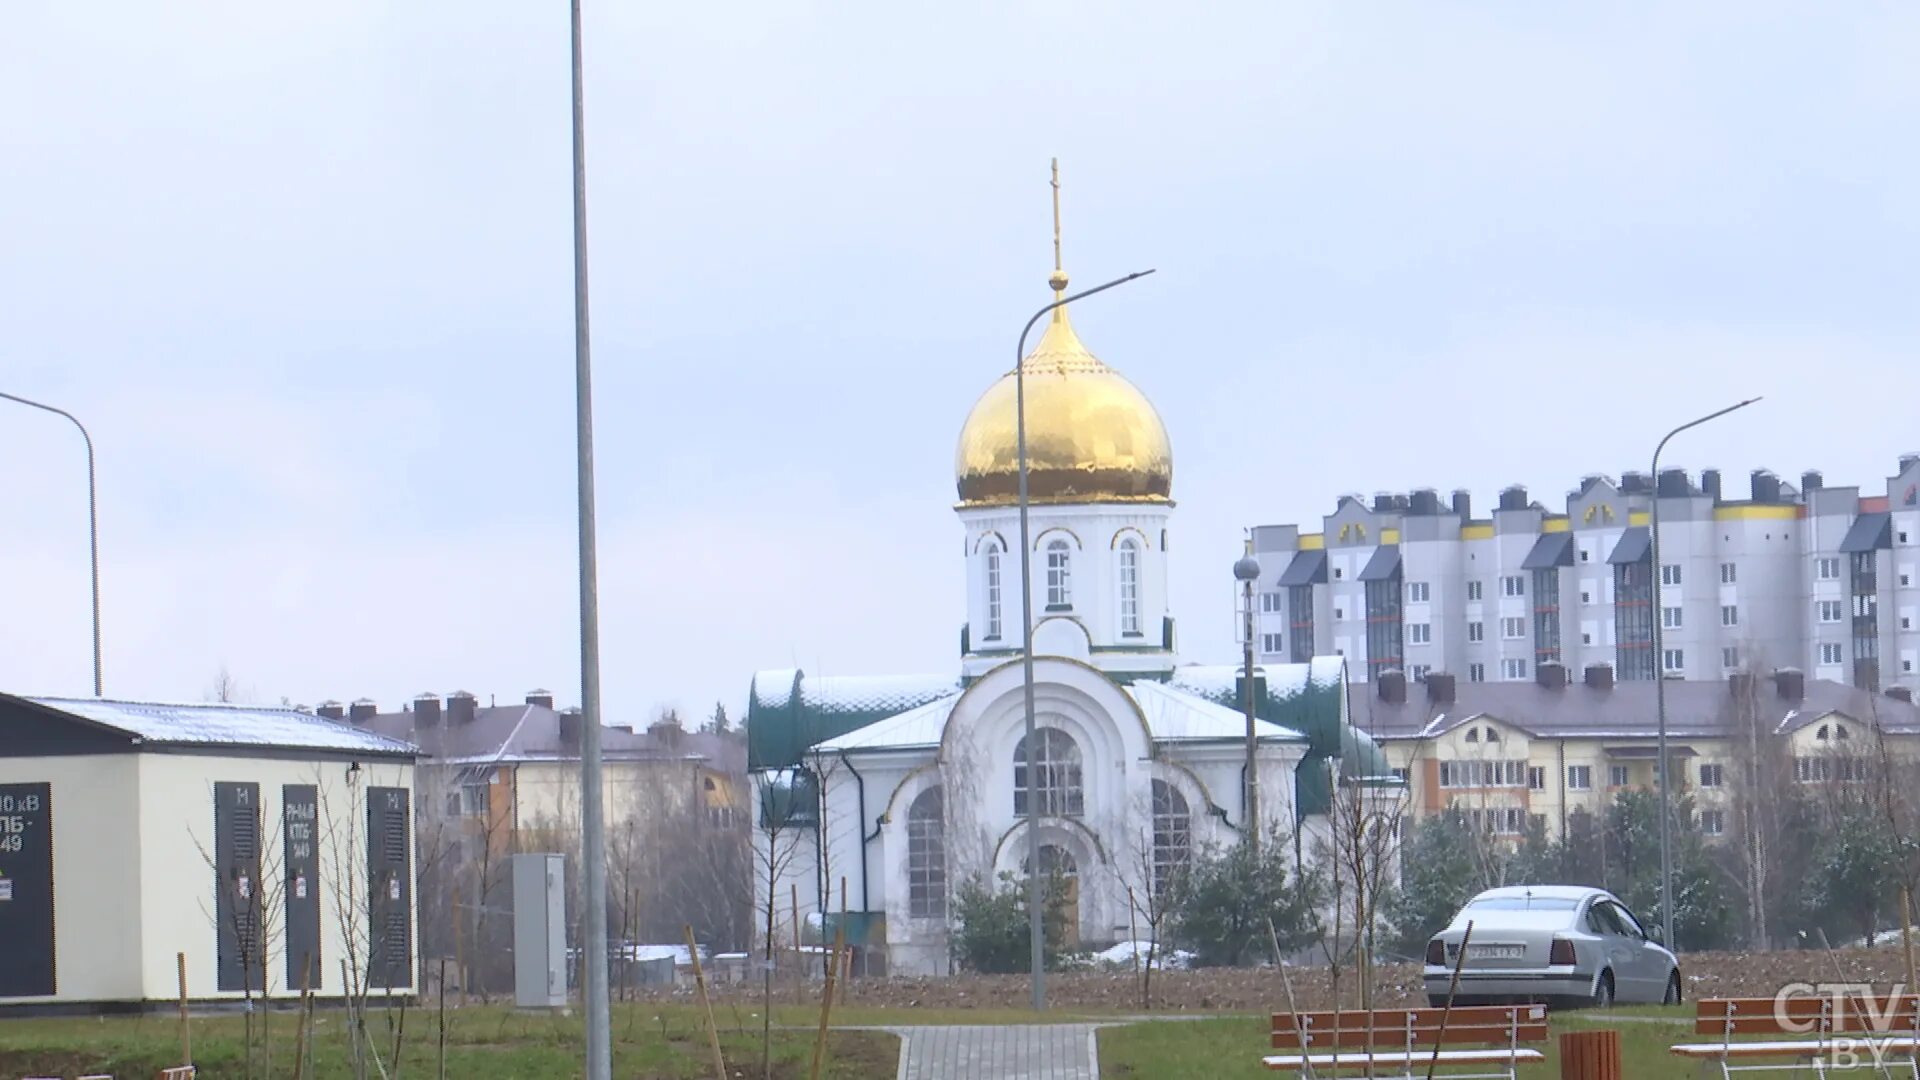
[1014,268,1155,1011]
[1650,396,1760,951]
[0,391,101,697]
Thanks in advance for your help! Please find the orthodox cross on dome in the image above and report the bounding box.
[1050,158,1070,312]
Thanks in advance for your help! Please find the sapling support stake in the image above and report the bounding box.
[1425,920,1474,1080]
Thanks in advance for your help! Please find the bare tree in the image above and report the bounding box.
[751,771,814,1080]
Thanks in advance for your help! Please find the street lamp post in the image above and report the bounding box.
[0,391,102,697]
[1650,396,1760,952]
[1234,541,1261,853]
[566,2,612,1076]
[1014,269,1154,1011]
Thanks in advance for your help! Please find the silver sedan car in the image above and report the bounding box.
[1422,885,1680,1008]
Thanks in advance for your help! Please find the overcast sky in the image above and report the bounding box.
[4,4,1917,724]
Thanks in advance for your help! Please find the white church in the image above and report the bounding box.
[746,199,1394,976]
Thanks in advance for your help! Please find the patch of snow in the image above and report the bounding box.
[1129,681,1304,742]
[752,669,800,711]
[813,694,960,752]
[1094,940,1193,970]
[27,696,417,756]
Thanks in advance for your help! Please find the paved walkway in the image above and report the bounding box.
[893,1024,1103,1079]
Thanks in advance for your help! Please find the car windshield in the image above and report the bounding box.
[1465,897,1581,910]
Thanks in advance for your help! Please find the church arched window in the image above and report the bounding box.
[1014,728,1084,817]
[1151,779,1191,897]
[984,542,1004,641]
[1118,537,1141,635]
[1046,539,1073,609]
[907,786,946,919]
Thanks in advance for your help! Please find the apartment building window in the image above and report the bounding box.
[1392,767,1410,782]
[1608,765,1630,788]
[1904,572,1914,588]
[1466,807,1525,835]
[1364,568,1405,681]
[1468,581,1484,601]
[1820,643,1845,666]
[1260,591,1283,613]
[1818,600,1844,623]
[1852,550,1882,691]
[1438,760,1527,788]
[1722,646,1740,669]
[1527,766,1546,791]
[1661,564,1683,587]
[1502,575,1526,597]
[1568,765,1592,790]
[1410,663,1432,680]
[1663,648,1685,673]
[1795,757,1831,784]
[1288,584,1315,664]
[1261,633,1284,654]
[1818,557,1842,580]
[1468,621,1485,643]
[1407,622,1432,645]
[1501,658,1529,680]
[1408,581,1431,603]
[1614,559,1655,681]
[1469,663,1486,683]
[1721,605,1738,627]
[1721,562,1737,584]
[1501,616,1527,639]
[1580,589,1593,605]
[1700,810,1725,837]
[1532,567,1562,665]
[1699,763,1724,788]
[460,782,489,818]
[1662,606,1684,629]
[1335,607,1345,620]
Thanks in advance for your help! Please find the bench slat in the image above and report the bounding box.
[1273,1022,1548,1049]
[1673,1037,1920,1059]
[1693,996,1920,1036]
[1265,1048,1548,1068]
[1274,1006,1547,1030]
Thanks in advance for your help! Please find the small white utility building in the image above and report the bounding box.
[0,694,419,1010]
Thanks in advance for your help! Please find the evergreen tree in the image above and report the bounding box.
[1166,828,1322,966]
[1385,809,1485,956]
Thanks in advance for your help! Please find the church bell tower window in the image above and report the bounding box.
[1046,540,1074,610]
[1118,538,1142,635]
[984,543,1004,641]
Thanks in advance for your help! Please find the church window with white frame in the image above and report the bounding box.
[1118,538,1142,635]
[1013,727,1084,816]
[1046,539,1073,609]
[906,786,946,919]
[984,542,1004,641]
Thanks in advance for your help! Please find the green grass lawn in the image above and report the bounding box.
[0,1004,899,1080]
[1098,1007,1698,1078]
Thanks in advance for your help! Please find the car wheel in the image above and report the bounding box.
[1591,971,1615,1009]
[1663,970,1682,1005]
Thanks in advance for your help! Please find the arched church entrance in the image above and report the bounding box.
[1023,843,1081,947]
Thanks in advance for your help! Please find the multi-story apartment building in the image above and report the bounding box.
[1251,455,1920,693]
[1353,664,1920,841]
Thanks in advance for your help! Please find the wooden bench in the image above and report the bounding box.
[1265,1005,1549,1078]
[1671,995,1920,1076]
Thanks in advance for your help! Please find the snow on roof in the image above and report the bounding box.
[26,696,418,756]
[1166,657,1341,700]
[813,694,959,753]
[1128,681,1304,743]
[752,669,800,711]
[799,673,960,712]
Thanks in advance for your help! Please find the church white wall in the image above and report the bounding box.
[957,504,1174,669]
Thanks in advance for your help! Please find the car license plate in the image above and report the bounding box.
[1468,944,1525,960]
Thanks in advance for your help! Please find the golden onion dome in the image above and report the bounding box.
[953,282,1173,509]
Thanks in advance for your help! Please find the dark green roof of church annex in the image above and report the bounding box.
[747,670,961,770]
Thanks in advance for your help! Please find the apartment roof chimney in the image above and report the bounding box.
[1751,469,1782,504]
[1901,453,1920,474]
[1376,669,1408,705]
[348,698,378,725]
[1497,485,1529,512]
[1425,671,1457,706]
[1620,471,1649,494]
[1701,469,1722,501]
[1773,667,1806,703]
[447,690,478,726]
[412,692,442,728]
[1451,489,1472,519]
[558,707,583,748]
[1657,469,1692,498]
[1801,470,1824,493]
[526,688,556,709]
[316,700,346,721]
[1536,660,1568,691]
[1584,663,1615,691]
[1410,488,1440,516]
[1728,672,1754,700]
[1372,492,1396,513]
[1887,686,1914,705]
